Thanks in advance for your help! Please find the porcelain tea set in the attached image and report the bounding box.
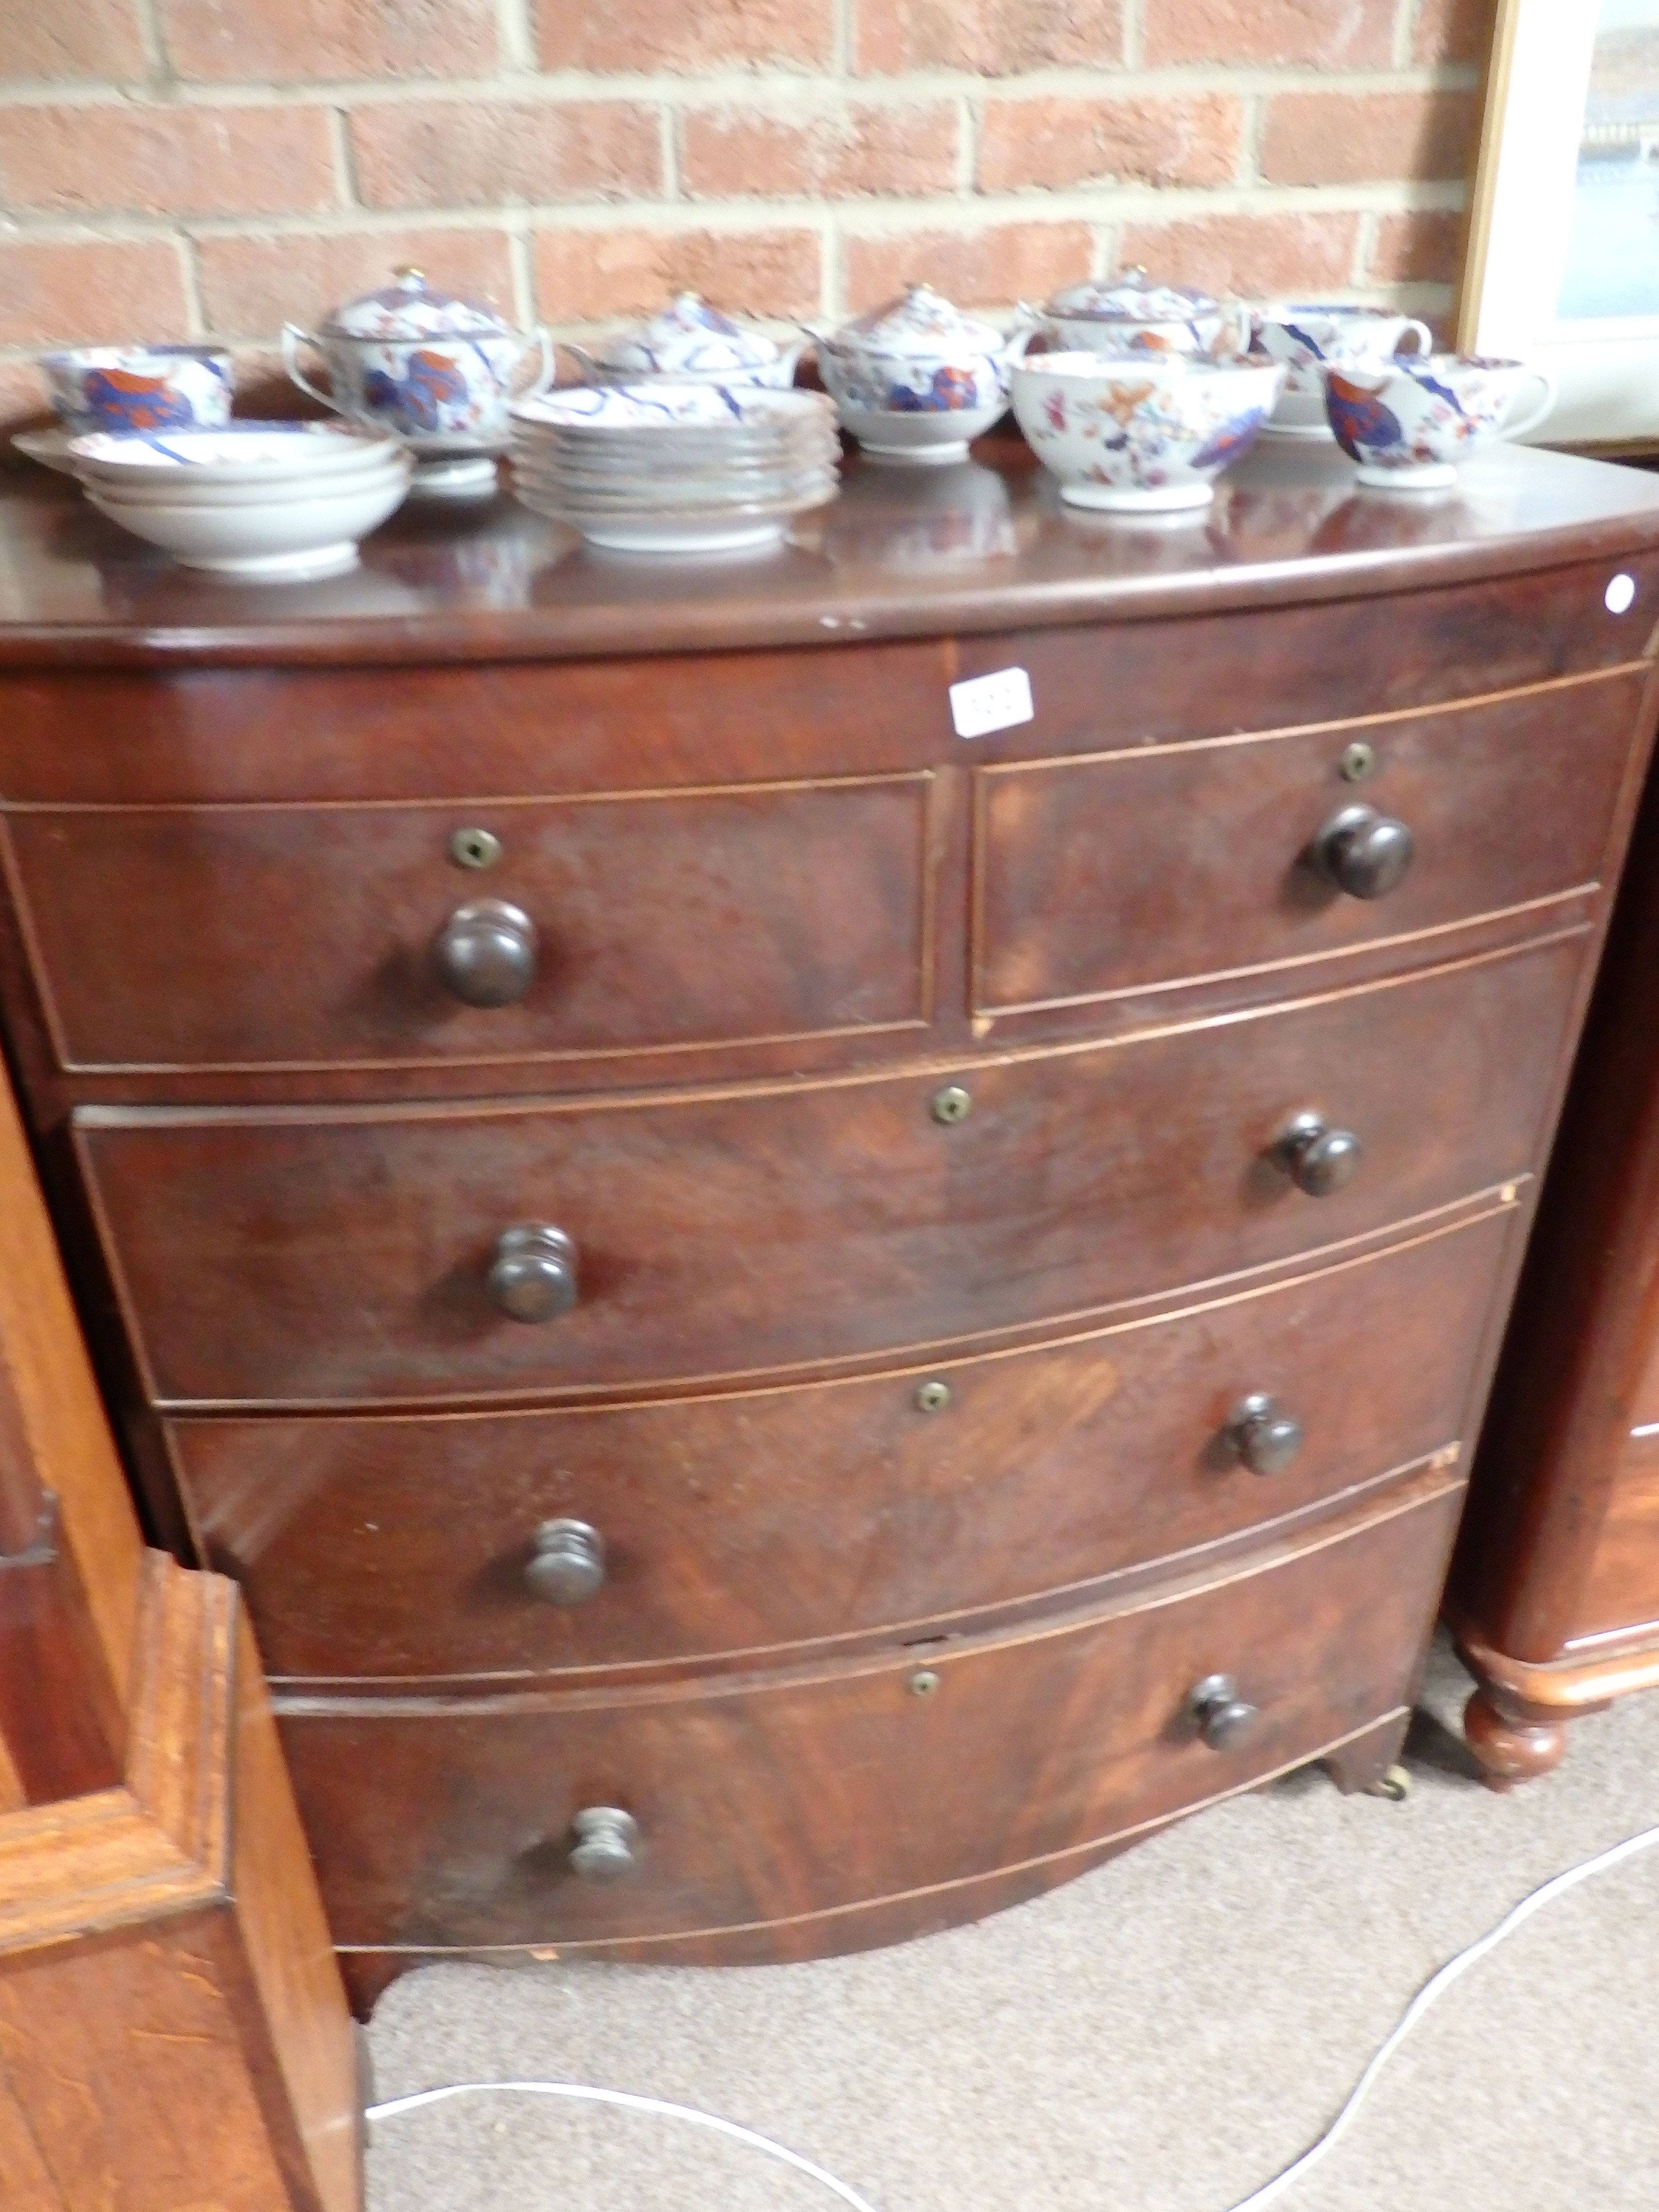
[13,257,1559,574]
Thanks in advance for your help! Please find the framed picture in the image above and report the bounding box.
[1460,0,1659,449]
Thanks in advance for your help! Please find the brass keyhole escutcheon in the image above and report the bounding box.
[1338,741,1376,782]
[931,1083,972,1125]
[914,1379,952,1415]
[449,826,503,870]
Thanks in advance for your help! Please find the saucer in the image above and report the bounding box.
[12,427,78,474]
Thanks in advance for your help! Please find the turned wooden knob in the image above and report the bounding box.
[1190,1673,1258,1750]
[569,1806,639,1882]
[487,1225,578,1323]
[1227,1394,1303,1475]
[433,899,538,1007]
[1311,804,1414,900]
[1274,1112,1362,1197]
[524,1519,606,1606]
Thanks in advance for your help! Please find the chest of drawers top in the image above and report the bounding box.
[2,432,1659,676]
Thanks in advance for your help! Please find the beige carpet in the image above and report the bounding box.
[365,1636,1659,2212]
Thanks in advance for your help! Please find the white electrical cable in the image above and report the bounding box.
[366,1816,1659,2212]
[365,2078,886,2212]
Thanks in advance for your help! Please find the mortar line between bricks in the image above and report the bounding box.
[495,0,534,73]
[1122,0,1146,71]
[1394,0,1418,72]
[0,275,1459,364]
[326,108,357,210]
[0,179,1468,240]
[956,95,975,197]
[173,231,205,339]
[0,65,1486,109]
[128,0,171,87]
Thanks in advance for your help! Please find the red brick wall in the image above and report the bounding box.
[0,0,1494,425]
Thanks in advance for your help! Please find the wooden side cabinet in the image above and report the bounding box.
[0,1046,360,2212]
[1454,749,1659,1784]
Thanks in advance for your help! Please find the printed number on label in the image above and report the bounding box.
[950,666,1034,740]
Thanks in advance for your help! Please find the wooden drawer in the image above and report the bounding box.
[0,560,1649,810]
[276,1471,1461,1954]
[77,930,1581,1410]
[176,1207,1509,1685]
[2,773,935,1075]
[973,667,1645,1022]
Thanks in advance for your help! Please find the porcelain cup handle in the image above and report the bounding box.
[1217,299,1254,360]
[1501,368,1557,443]
[1397,318,1435,357]
[281,325,342,415]
[518,325,556,399]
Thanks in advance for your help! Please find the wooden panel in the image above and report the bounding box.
[1572,1431,1659,1643]
[77,932,1581,1411]
[276,1471,1461,1954]
[4,774,936,1076]
[177,1207,1508,1685]
[1629,1329,1659,1433]
[0,1049,142,1723]
[0,554,1652,811]
[228,1603,362,2212]
[973,669,1644,1019]
[0,1915,301,2212]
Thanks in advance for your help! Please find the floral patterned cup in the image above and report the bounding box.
[1246,305,1433,433]
[41,344,233,433]
[1010,351,1285,511]
[1318,354,1557,490]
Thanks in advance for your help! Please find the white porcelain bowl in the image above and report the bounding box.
[73,454,409,509]
[1010,351,1285,511]
[85,459,412,578]
[67,421,402,486]
[827,397,1007,465]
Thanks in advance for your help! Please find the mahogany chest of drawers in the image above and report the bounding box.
[2,437,1656,2013]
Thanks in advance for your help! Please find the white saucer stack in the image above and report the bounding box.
[509,384,841,553]
[67,422,412,581]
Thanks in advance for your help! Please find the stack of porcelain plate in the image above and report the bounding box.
[66,421,412,581]
[509,384,840,553]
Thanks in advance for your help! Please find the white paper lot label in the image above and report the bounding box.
[949,666,1034,739]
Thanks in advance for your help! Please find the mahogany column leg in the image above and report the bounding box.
[1462,1681,1572,1790]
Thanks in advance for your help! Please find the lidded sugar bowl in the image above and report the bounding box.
[570,292,805,389]
[283,266,553,498]
[1037,269,1248,359]
[811,282,1034,463]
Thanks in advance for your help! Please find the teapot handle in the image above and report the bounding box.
[1396,318,1435,357]
[1501,368,1558,443]
[281,325,343,415]
[518,325,557,399]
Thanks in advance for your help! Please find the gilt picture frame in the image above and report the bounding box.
[1459,0,1659,449]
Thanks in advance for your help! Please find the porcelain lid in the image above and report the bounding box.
[1045,269,1219,322]
[596,293,782,373]
[320,267,513,340]
[831,283,1006,357]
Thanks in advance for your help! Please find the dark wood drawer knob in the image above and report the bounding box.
[1190,1673,1259,1750]
[1311,804,1414,900]
[433,899,538,1008]
[488,1225,578,1323]
[1227,1394,1304,1475]
[1274,1112,1362,1197]
[569,1806,639,1882]
[525,1518,606,1605]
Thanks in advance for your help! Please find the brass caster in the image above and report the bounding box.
[1367,1763,1411,1803]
